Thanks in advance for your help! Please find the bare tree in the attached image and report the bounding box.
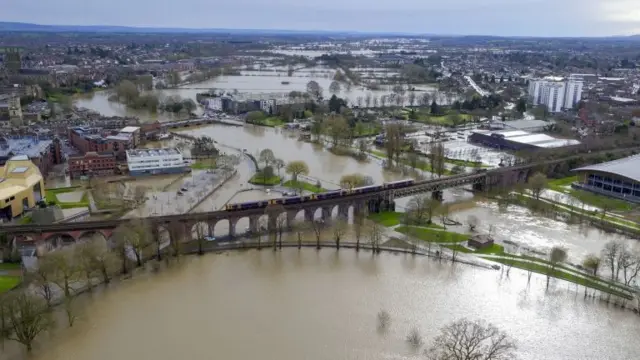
[193,223,207,256]
[75,240,98,290]
[377,309,391,332]
[619,246,640,286]
[467,215,479,232]
[582,254,601,276]
[406,195,436,225]
[306,80,323,100]
[329,81,341,95]
[332,219,348,249]
[29,257,55,307]
[44,248,78,299]
[427,318,517,360]
[407,327,423,349]
[408,92,417,107]
[384,123,405,167]
[83,238,118,284]
[528,172,548,200]
[429,142,446,178]
[353,210,365,251]
[4,291,53,352]
[601,240,623,281]
[292,219,309,249]
[265,204,286,250]
[419,92,431,107]
[548,246,568,288]
[365,93,372,108]
[114,219,152,267]
[369,221,383,253]
[310,219,323,249]
[439,204,450,229]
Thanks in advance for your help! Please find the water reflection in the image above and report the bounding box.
[9,249,638,360]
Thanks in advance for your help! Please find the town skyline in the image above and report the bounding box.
[2,0,640,37]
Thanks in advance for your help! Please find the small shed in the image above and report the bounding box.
[468,234,494,250]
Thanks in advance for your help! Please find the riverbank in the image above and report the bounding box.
[369,210,637,301]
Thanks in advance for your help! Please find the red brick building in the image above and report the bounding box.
[67,152,116,179]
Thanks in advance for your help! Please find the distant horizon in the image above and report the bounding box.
[3,0,640,38]
[0,21,639,39]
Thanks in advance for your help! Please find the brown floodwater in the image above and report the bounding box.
[5,249,640,360]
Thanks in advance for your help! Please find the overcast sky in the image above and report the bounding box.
[3,0,640,37]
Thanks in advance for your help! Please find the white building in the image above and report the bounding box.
[563,80,583,109]
[259,99,276,113]
[126,148,186,176]
[528,77,583,112]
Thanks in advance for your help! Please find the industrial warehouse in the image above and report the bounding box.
[468,129,580,150]
[572,155,640,203]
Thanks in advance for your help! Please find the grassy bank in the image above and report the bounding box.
[547,176,634,212]
[0,263,22,294]
[249,173,281,186]
[368,211,405,226]
[190,158,216,170]
[396,226,465,243]
[371,149,453,175]
[46,187,90,209]
[282,180,325,193]
[487,257,633,300]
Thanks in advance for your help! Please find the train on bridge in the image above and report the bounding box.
[225,179,415,211]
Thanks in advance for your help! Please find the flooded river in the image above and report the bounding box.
[74,66,444,121]
[6,249,640,360]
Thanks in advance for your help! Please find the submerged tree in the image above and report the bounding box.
[426,318,516,360]
[4,291,53,352]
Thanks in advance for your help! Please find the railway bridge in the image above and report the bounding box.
[2,148,635,254]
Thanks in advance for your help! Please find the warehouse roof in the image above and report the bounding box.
[573,154,640,182]
[471,129,580,148]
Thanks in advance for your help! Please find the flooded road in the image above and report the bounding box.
[8,249,640,360]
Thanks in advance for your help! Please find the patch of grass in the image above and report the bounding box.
[548,176,577,190]
[442,243,505,255]
[496,253,632,293]
[474,243,505,255]
[368,211,405,226]
[567,189,634,212]
[54,192,90,209]
[262,117,286,127]
[283,180,325,193]
[0,276,21,294]
[249,173,281,186]
[190,158,216,170]
[19,216,32,224]
[445,157,489,168]
[0,263,21,271]
[487,257,633,299]
[414,113,473,126]
[396,226,467,243]
[372,149,452,175]
[547,176,633,212]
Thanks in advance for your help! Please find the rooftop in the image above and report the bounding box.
[126,148,181,159]
[106,134,132,142]
[0,137,53,158]
[472,129,580,148]
[0,157,43,200]
[120,126,140,133]
[573,154,640,183]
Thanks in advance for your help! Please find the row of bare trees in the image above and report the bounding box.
[0,218,184,353]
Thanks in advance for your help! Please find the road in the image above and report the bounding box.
[464,76,489,97]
